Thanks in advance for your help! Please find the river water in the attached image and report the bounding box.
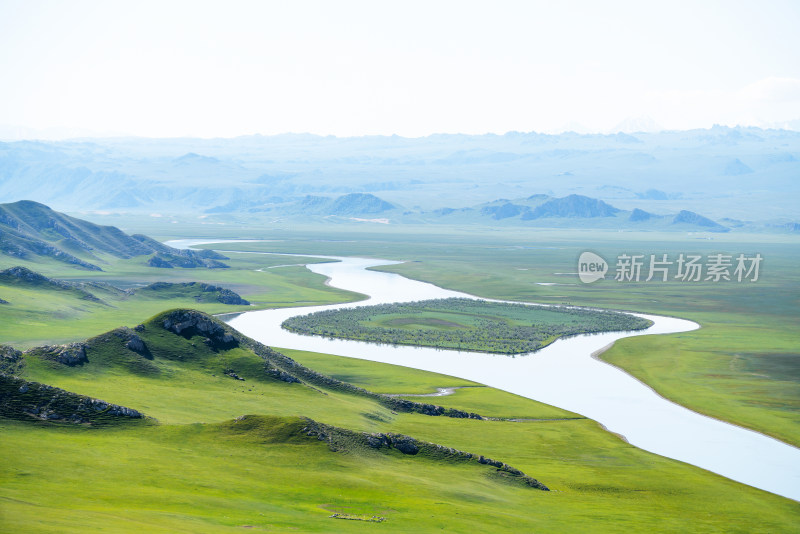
[167,241,800,501]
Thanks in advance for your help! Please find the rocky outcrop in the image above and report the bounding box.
[224,368,245,381]
[297,417,548,490]
[147,253,229,269]
[0,374,144,425]
[161,309,238,349]
[27,343,89,366]
[0,345,23,375]
[0,236,102,270]
[379,397,481,418]
[1,265,55,284]
[147,255,174,268]
[0,266,103,301]
[264,367,302,383]
[125,333,150,357]
[138,281,249,305]
[202,284,250,305]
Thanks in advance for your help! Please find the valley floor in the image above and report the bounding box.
[2,225,798,532]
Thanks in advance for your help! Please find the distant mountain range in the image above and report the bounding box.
[0,200,229,270]
[0,126,798,225]
[210,191,734,232]
[0,194,777,244]
[424,194,731,232]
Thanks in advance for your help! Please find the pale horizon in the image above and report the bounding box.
[1,120,798,143]
[2,0,799,139]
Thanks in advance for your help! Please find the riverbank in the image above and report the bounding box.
[225,253,800,501]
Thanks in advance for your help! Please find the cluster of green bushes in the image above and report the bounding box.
[283,298,652,354]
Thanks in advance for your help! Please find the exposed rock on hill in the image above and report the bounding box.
[294,417,548,490]
[133,234,229,269]
[151,309,483,420]
[0,200,229,269]
[147,253,229,269]
[0,266,103,301]
[137,281,248,304]
[0,374,143,424]
[161,309,238,349]
[0,266,248,311]
[0,345,23,375]
[1,265,56,285]
[26,343,89,366]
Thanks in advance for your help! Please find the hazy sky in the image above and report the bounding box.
[1,0,799,138]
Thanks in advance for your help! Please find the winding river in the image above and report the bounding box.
[168,242,800,501]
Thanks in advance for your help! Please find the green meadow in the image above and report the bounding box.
[0,250,362,349]
[2,224,799,531]
[201,226,800,447]
[2,313,798,532]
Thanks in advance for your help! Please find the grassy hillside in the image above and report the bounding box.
[2,310,798,532]
[2,224,798,531]
[0,200,229,270]
[0,251,363,348]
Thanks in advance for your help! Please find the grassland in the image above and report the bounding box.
[2,223,798,531]
[0,250,363,349]
[199,226,800,447]
[2,313,798,532]
[282,348,583,420]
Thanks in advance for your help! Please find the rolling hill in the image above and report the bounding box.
[2,308,797,531]
[0,308,546,484]
[0,200,229,270]
[0,266,254,346]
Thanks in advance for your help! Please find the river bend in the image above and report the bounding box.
[166,242,800,501]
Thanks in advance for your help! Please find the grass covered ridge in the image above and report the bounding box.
[2,311,798,532]
[0,251,364,348]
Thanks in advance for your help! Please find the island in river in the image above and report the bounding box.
[282,297,653,354]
